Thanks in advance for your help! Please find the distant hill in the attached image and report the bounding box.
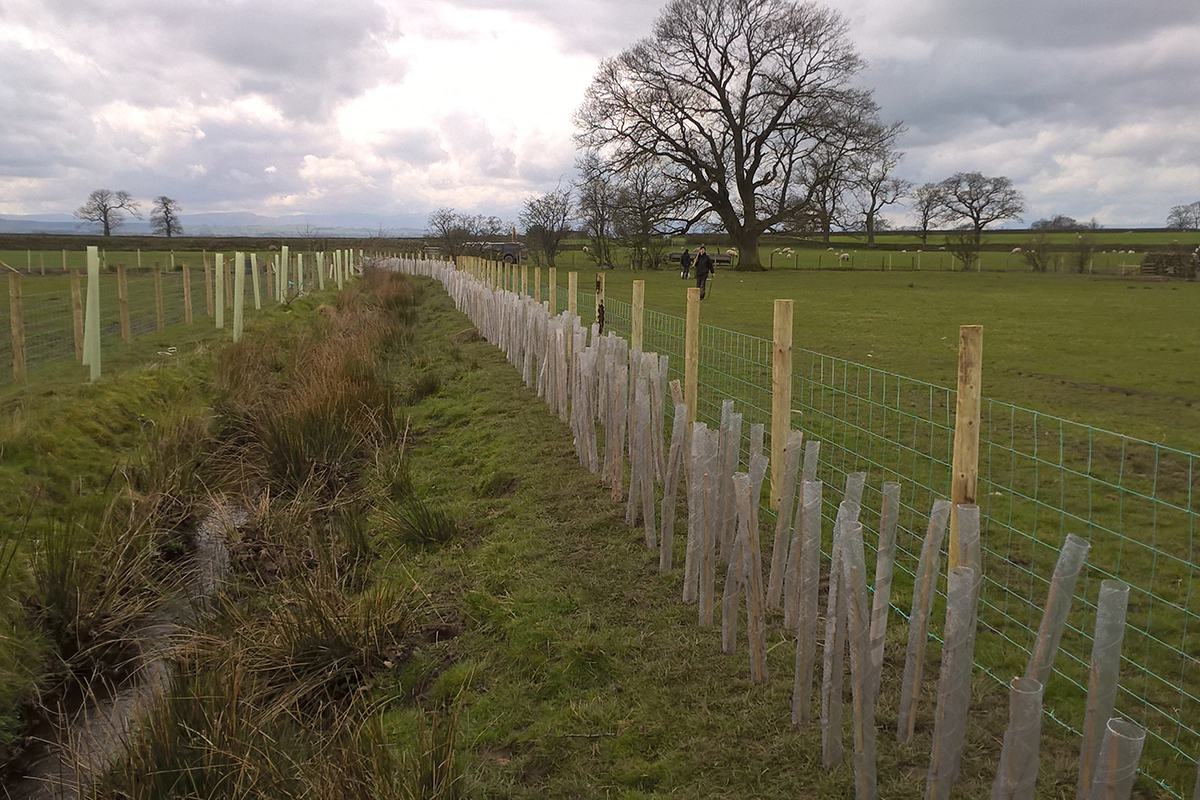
[0,212,430,238]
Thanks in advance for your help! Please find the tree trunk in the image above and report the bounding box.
[866,213,876,246]
[732,230,765,271]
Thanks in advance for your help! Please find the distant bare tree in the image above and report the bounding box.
[150,196,183,237]
[1166,201,1200,230]
[426,208,504,260]
[574,151,619,268]
[1022,230,1055,273]
[75,189,140,236]
[851,124,910,245]
[1031,213,1083,231]
[938,172,1025,244]
[614,164,685,270]
[910,183,947,245]
[519,186,573,267]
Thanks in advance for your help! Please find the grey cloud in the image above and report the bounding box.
[441,112,517,178]
[378,130,448,166]
[433,0,666,56]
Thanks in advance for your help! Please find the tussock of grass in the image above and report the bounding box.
[389,495,458,548]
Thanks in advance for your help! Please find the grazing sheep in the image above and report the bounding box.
[1011,247,1022,253]
[839,253,851,262]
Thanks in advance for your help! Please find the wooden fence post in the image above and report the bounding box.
[568,271,578,318]
[632,280,645,350]
[69,268,83,362]
[154,262,164,331]
[549,267,557,315]
[522,264,528,297]
[9,273,25,384]
[183,261,193,325]
[771,299,794,509]
[117,263,132,343]
[205,259,214,318]
[685,287,700,424]
[948,324,983,568]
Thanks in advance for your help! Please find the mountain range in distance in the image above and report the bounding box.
[0,211,434,238]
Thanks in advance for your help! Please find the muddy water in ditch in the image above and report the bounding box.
[4,506,241,800]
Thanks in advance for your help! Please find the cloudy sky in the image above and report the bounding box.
[0,0,1197,227]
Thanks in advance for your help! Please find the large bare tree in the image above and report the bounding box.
[575,0,891,270]
[75,189,140,236]
[1166,201,1200,230]
[938,172,1025,244]
[519,186,573,267]
[150,195,183,237]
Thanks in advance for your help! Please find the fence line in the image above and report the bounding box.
[1,247,367,386]
[391,254,1197,798]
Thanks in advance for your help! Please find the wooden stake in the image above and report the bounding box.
[568,271,578,317]
[948,325,983,569]
[771,299,794,508]
[117,263,132,343]
[183,261,193,325]
[522,264,529,296]
[632,280,646,351]
[549,267,557,315]
[685,287,700,424]
[154,262,164,331]
[535,267,542,302]
[9,274,25,384]
[69,268,83,362]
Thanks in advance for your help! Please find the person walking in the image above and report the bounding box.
[680,248,692,279]
[694,245,714,299]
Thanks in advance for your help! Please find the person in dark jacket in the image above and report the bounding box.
[694,246,714,299]
[680,248,692,279]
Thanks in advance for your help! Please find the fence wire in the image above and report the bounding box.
[591,286,1199,797]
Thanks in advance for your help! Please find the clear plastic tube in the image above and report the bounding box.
[991,676,1044,800]
[822,508,856,767]
[926,566,976,800]
[792,480,823,726]
[897,498,952,742]
[768,430,805,609]
[660,402,688,573]
[1078,580,1131,800]
[868,481,901,703]
[1026,533,1091,687]
[737,472,769,683]
[842,521,877,800]
[1086,718,1145,800]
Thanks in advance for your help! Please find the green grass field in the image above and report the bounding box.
[549,266,1200,454]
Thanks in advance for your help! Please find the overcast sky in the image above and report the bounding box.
[1,0,1197,227]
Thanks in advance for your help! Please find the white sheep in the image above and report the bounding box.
[1011,247,1022,253]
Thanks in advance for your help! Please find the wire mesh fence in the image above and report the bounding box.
[590,284,1200,797]
[1,251,352,387]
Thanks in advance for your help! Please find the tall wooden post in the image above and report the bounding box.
[568,271,578,317]
[685,287,700,424]
[8,273,25,384]
[183,261,193,325]
[117,264,132,343]
[548,267,557,315]
[632,280,645,350]
[771,299,794,508]
[69,268,83,362]
[153,262,165,331]
[522,264,528,297]
[948,325,983,568]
